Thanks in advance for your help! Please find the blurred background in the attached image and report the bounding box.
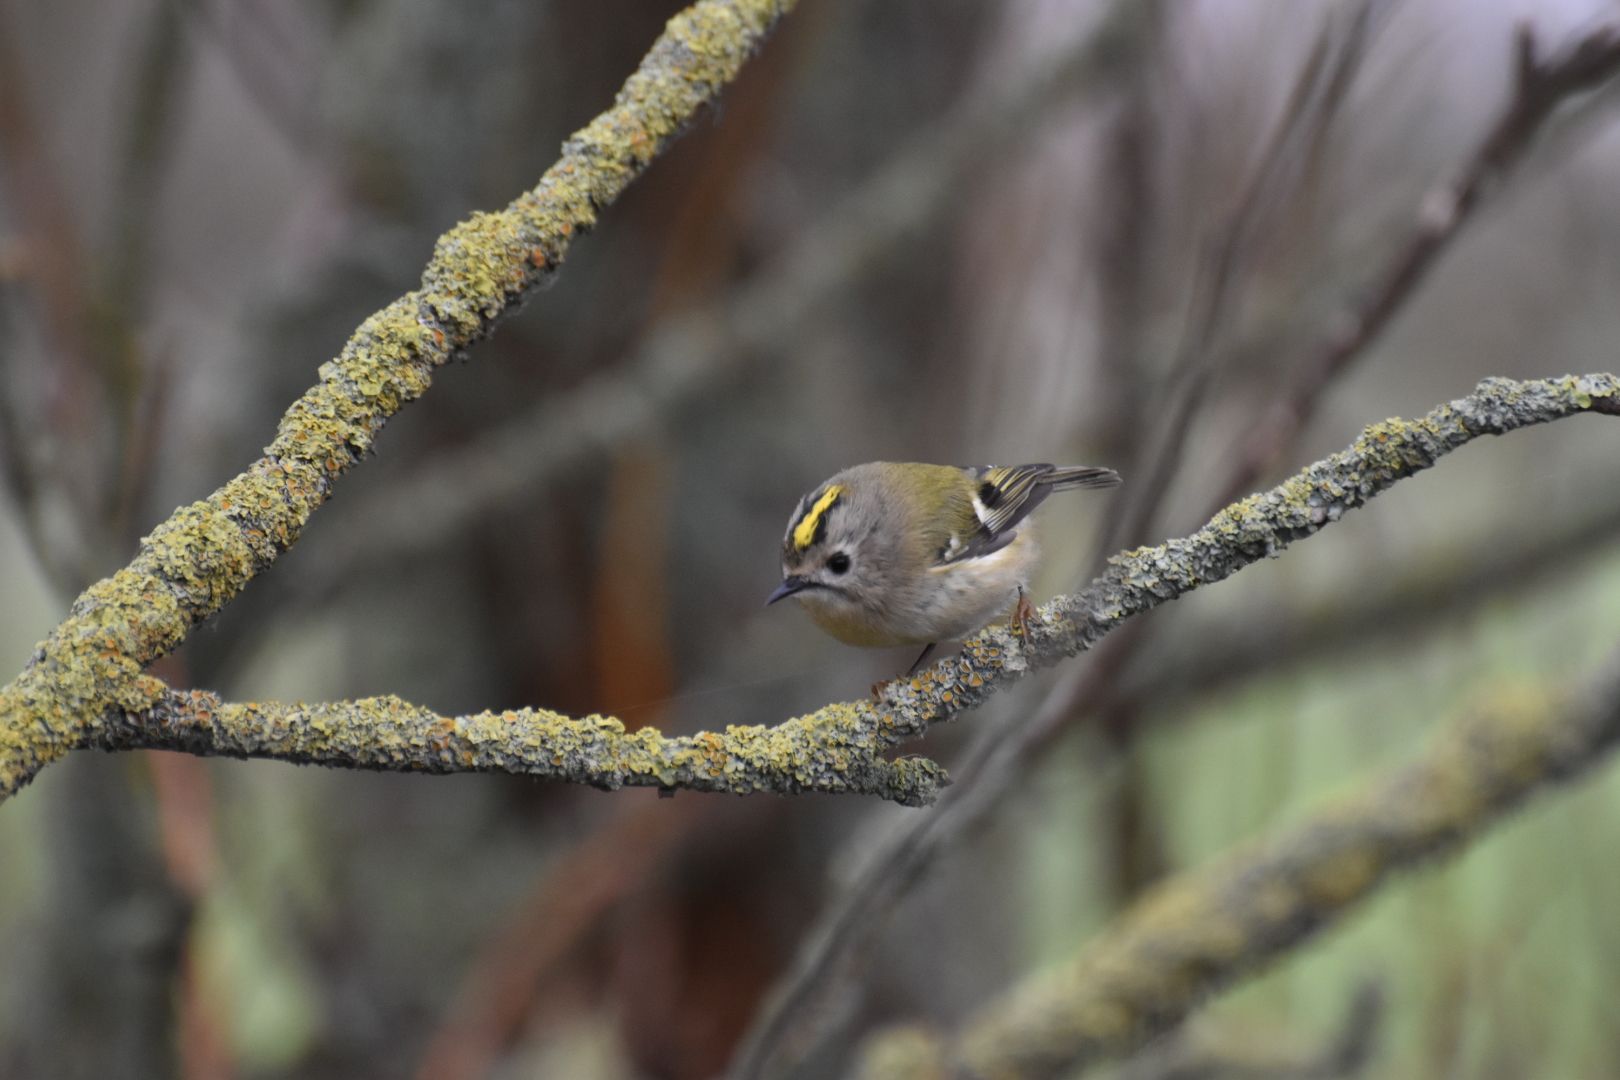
[4,0,1620,1077]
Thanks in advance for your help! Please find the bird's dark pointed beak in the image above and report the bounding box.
[765,576,811,606]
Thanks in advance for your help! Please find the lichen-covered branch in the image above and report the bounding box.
[82,688,944,805]
[0,0,798,800]
[855,645,1620,1080]
[56,373,1620,808]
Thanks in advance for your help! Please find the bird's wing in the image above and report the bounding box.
[935,463,1119,566]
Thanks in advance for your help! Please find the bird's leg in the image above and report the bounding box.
[907,642,939,675]
[1011,587,1034,640]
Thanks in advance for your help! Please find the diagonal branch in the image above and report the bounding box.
[855,640,1620,1080]
[0,0,800,799]
[55,373,1620,808]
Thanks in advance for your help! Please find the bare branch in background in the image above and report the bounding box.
[1091,2,1166,458]
[99,1,189,543]
[1203,22,1620,520]
[0,0,188,580]
[1099,0,1390,557]
[177,0,325,158]
[0,9,100,586]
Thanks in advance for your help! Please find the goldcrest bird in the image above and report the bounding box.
[767,462,1121,673]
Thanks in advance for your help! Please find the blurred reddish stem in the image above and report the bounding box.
[414,799,703,1080]
[589,15,797,726]
[177,944,234,1080]
[147,655,231,1080]
[147,748,218,902]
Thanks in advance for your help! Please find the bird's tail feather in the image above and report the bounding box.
[1042,465,1121,491]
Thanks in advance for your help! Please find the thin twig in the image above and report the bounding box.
[177,0,324,159]
[102,1,189,543]
[1099,0,1387,557]
[1203,22,1620,521]
[0,10,99,588]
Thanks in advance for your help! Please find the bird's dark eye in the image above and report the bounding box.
[827,552,851,574]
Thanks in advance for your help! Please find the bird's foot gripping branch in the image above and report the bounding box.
[7,374,1615,807]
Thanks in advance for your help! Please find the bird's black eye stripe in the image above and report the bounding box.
[827,552,851,574]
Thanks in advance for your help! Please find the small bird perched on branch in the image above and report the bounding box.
[767,462,1121,674]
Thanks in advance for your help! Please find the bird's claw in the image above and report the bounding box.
[1012,589,1034,640]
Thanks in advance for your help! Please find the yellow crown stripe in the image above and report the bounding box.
[793,485,844,550]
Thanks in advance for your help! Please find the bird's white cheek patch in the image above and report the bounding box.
[971,494,991,528]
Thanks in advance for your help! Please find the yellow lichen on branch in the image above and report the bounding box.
[0,0,798,800]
